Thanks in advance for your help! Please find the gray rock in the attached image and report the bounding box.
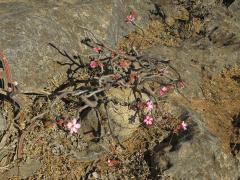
[0,158,42,179]
[147,1,240,99]
[0,0,153,90]
[92,172,99,179]
[142,37,240,98]
[101,87,149,141]
[147,2,240,178]
[0,112,7,132]
[162,106,240,179]
[151,1,190,26]
[51,144,64,156]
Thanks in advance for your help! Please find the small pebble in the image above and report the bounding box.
[92,172,99,179]
[51,144,64,156]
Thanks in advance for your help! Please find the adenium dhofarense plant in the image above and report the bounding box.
[55,10,186,136]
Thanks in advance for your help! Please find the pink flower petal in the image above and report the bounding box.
[181,121,187,130]
[159,85,173,96]
[144,116,153,125]
[72,118,77,124]
[161,86,168,92]
[90,60,98,68]
[125,10,136,23]
[67,119,81,134]
[146,100,153,111]
[148,121,152,125]
[93,47,102,53]
[67,122,73,129]
[72,128,78,133]
[160,90,166,96]
[75,124,81,129]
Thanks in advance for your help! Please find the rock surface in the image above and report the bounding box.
[0,111,7,132]
[160,102,240,179]
[0,0,152,90]
[81,88,149,142]
[147,1,240,179]
[144,1,240,98]
[102,88,148,141]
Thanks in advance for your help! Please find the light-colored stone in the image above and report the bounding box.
[0,112,7,132]
[0,158,42,179]
[101,87,149,141]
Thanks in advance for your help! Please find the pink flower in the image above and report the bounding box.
[56,119,64,126]
[107,159,120,167]
[119,59,130,68]
[159,85,173,96]
[93,47,102,53]
[146,100,153,111]
[111,52,117,58]
[178,81,186,89]
[144,115,153,125]
[90,60,98,68]
[129,71,139,84]
[136,102,147,110]
[67,118,81,134]
[125,10,136,23]
[118,49,126,54]
[174,121,188,134]
[112,74,120,80]
[180,121,187,130]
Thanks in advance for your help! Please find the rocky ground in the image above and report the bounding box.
[0,0,240,179]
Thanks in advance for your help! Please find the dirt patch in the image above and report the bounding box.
[21,101,181,179]
[117,13,204,50]
[191,66,240,154]
[117,20,181,50]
